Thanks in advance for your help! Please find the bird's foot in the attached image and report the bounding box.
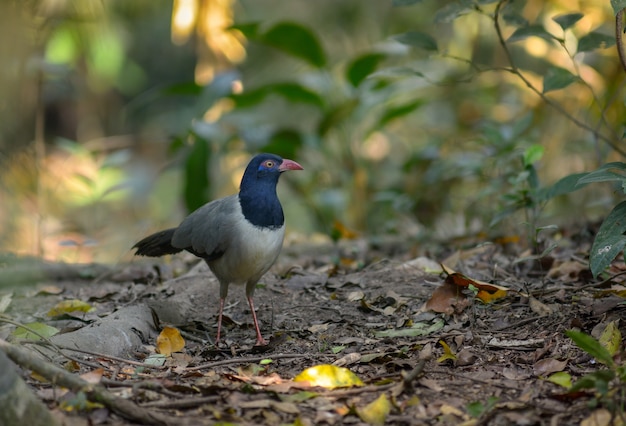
[254,337,268,346]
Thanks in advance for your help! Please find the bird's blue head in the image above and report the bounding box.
[239,153,303,228]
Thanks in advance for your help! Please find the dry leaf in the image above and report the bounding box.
[599,321,622,356]
[529,296,553,316]
[533,358,567,376]
[437,340,457,363]
[424,281,466,314]
[156,326,185,356]
[441,264,508,303]
[356,393,391,426]
[80,368,104,384]
[48,299,93,316]
[580,408,620,426]
[294,364,363,389]
[331,220,358,240]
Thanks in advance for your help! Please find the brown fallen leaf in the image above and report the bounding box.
[547,260,587,282]
[424,281,466,314]
[529,296,553,316]
[533,358,567,376]
[441,263,508,303]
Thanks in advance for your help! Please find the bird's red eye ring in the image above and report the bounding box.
[264,160,274,168]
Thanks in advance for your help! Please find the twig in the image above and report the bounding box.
[0,338,172,425]
[324,382,396,398]
[402,358,426,385]
[617,8,626,74]
[24,340,167,370]
[140,395,220,409]
[576,269,626,290]
[493,0,625,156]
[0,316,103,370]
[186,353,310,371]
[101,379,185,398]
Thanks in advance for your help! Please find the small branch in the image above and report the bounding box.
[0,339,173,426]
[140,395,220,409]
[617,9,626,74]
[0,317,102,370]
[23,339,167,370]
[186,353,309,371]
[493,0,625,156]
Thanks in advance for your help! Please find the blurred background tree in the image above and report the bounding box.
[0,0,622,263]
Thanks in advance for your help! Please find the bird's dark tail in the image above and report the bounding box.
[133,228,182,257]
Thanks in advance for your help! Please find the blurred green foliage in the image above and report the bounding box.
[0,0,624,263]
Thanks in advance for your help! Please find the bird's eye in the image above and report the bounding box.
[264,160,275,168]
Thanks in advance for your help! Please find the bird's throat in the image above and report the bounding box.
[238,189,285,229]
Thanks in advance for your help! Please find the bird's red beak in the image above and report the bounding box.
[279,159,303,172]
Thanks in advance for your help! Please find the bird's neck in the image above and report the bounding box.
[238,183,284,229]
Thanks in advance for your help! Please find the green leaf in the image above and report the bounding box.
[262,22,326,68]
[570,370,615,394]
[566,330,615,367]
[611,0,626,15]
[537,172,588,201]
[523,144,544,167]
[577,162,626,185]
[589,201,626,278]
[378,100,424,128]
[229,22,260,39]
[183,138,210,213]
[434,2,473,23]
[508,25,556,43]
[502,11,528,27]
[271,83,324,107]
[318,99,359,136]
[13,322,60,340]
[346,53,387,87]
[466,401,485,418]
[393,31,438,51]
[162,82,203,96]
[542,66,577,93]
[231,83,324,109]
[552,13,583,31]
[262,128,303,159]
[392,0,423,5]
[577,31,616,53]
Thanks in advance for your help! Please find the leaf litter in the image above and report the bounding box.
[0,230,625,425]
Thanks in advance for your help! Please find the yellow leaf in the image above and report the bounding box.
[546,371,572,388]
[294,364,364,389]
[599,321,621,357]
[437,340,457,363]
[331,220,358,241]
[48,299,93,316]
[156,326,185,356]
[356,393,391,426]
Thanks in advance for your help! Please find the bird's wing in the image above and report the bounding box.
[171,194,239,261]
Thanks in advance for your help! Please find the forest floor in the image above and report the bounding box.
[1,227,626,426]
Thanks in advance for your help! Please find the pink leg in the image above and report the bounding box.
[215,298,225,344]
[247,296,268,346]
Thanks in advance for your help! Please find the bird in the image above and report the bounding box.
[133,153,303,346]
